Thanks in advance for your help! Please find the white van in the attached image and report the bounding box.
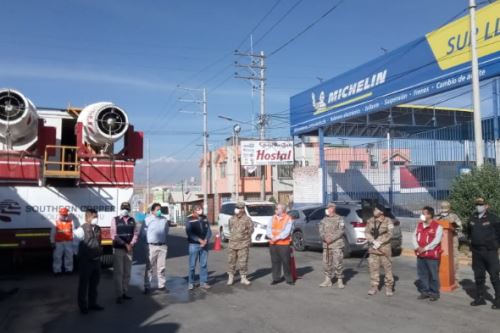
[218,201,275,244]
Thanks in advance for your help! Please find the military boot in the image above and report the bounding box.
[319,277,333,287]
[241,275,251,286]
[337,278,345,289]
[227,273,234,286]
[368,286,378,295]
[385,287,394,297]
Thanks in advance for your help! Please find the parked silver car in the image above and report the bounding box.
[289,202,402,257]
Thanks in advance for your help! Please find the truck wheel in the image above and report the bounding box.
[100,254,114,267]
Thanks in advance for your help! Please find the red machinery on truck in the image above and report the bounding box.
[0,89,143,264]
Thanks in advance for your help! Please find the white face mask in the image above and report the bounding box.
[419,214,426,222]
[120,209,129,217]
[91,217,98,225]
[234,208,241,215]
[476,205,486,214]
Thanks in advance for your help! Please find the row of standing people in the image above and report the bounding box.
[52,198,500,313]
[223,199,500,310]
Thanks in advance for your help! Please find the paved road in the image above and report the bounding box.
[1,228,500,333]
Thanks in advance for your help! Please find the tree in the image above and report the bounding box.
[449,164,500,224]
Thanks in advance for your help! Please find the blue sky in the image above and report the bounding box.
[0,0,491,183]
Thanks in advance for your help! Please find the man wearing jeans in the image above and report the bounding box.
[146,203,170,293]
[185,205,212,291]
[413,206,443,301]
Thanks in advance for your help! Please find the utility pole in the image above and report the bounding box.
[235,50,267,200]
[178,87,209,215]
[469,0,484,166]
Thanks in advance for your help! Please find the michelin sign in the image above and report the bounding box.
[290,2,500,135]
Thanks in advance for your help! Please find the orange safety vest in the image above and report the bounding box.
[270,213,291,246]
[55,219,73,242]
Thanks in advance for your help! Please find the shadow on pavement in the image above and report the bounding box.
[459,278,494,302]
[343,268,358,283]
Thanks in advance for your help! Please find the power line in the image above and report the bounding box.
[253,0,304,47]
[269,0,345,57]
[235,0,283,51]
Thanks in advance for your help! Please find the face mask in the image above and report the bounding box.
[476,205,486,214]
[156,210,162,217]
[419,214,426,222]
[234,208,241,215]
[91,218,98,225]
[120,209,129,217]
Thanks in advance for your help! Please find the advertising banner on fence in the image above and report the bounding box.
[240,140,294,166]
[290,1,500,135]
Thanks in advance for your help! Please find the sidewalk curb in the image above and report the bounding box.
[401,248,472,266]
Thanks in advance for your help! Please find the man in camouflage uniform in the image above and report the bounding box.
[437,201,463,282]
[319,203,345,289]
[227,202,254,286]
[365,204,394,296]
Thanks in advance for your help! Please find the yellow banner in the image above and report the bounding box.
[426,2,500,70]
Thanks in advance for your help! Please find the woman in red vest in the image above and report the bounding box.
[412,206,443,301]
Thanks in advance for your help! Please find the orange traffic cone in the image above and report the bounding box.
[213,233,222,251]
[290,247,298,282]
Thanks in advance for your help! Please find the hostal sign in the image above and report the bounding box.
[240,140,294,166]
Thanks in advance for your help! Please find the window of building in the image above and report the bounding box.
[241,166,263,178]
[326,160,340,174]
[277,165,293,179]
[349,161,365,170]
[220,162,226,178]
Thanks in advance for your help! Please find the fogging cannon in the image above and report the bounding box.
[77,102,129,154]
[0,89,38,150]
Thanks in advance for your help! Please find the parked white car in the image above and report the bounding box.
[218,201,275,244]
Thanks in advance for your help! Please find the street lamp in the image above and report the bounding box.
[233,124,241,201]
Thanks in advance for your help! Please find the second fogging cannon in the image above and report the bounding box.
[77,102,129,154]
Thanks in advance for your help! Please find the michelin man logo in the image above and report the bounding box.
[312,91,327,113]
[0,199,21,223]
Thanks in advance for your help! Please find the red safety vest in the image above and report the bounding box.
[416,220,441,260]
[270,214,291,246]
[55,219,73,242]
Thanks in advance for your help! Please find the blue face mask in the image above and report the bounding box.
[156,210,162,217]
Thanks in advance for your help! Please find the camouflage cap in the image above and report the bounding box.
[235,202,245,209]
[440,201,451,210]
[475,197,486,205]
[327,202,336,209]
[374,203,385,214]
